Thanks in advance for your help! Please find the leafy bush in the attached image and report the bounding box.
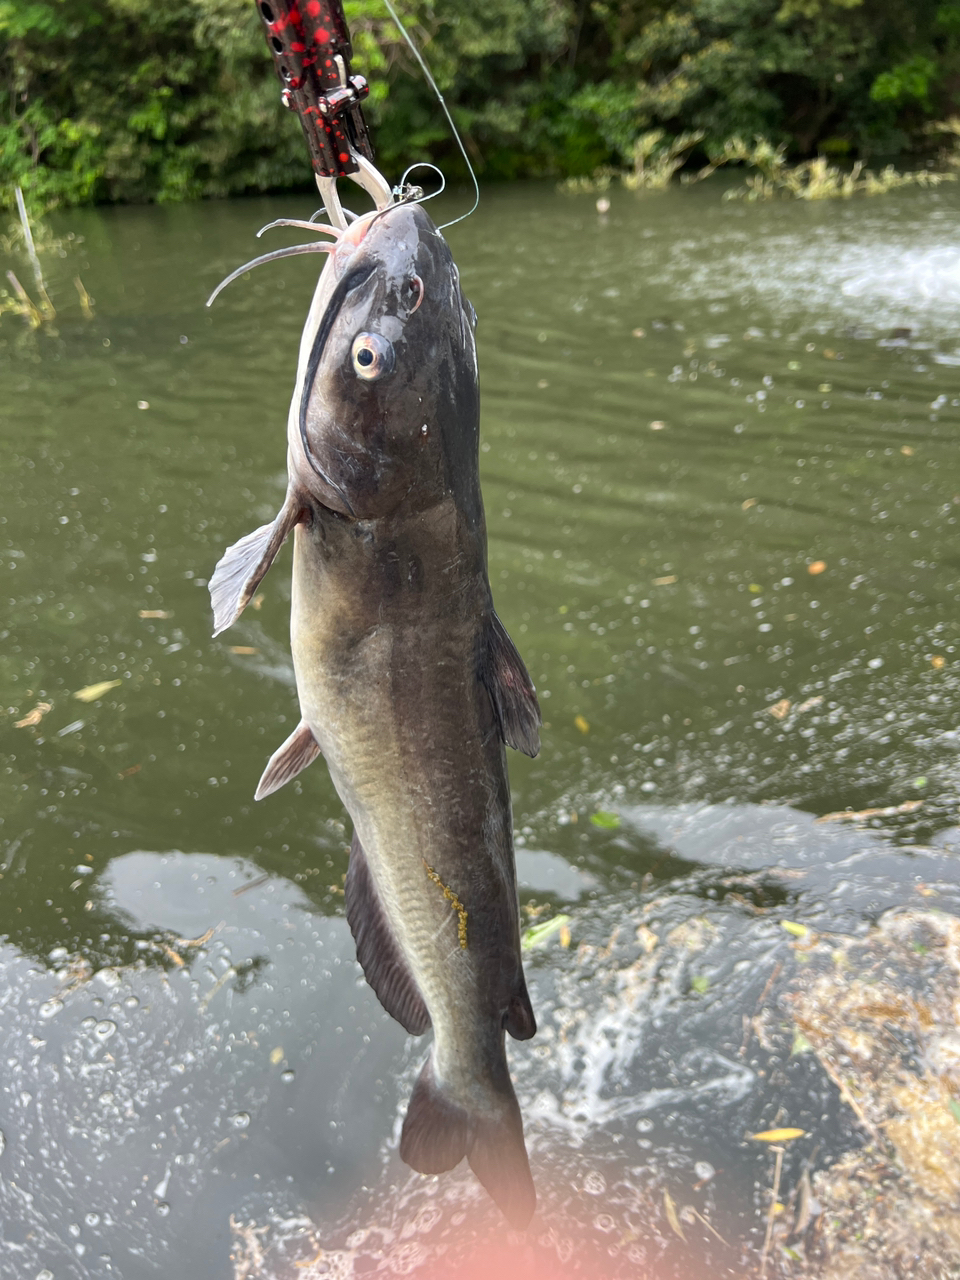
[1,0,958,210]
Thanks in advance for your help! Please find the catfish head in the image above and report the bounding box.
[289,202,480,523]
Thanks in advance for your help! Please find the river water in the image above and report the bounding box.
[2,179,959,1279]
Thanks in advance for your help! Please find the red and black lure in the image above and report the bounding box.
[255,0,392,224]
[208,0,399,305]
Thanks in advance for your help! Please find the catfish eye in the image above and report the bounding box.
[351,332,395,381]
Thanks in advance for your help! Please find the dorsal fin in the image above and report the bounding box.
[209,488,304,636]
[480,612,541,758]
[254,720,321,801]
[345,833,431,1036]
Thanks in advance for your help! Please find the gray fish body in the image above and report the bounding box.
[210,203,540,1225]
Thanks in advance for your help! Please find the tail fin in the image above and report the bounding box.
[399,1054,536,1229]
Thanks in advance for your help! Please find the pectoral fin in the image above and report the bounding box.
[481,612,541,758]
[345,832,431,1036]
[254,720,321,801]
[209,490,303,635]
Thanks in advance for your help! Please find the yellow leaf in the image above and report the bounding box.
[741,498,757,510]
[807,560,827,575]
[748,1128,806,1143]
[574,715,590,733]
[653,574,677,585]
[559,924,571,948]
[73,680,122,703]
[138,609,170,619]
[270,1046,284,1065]
[767,698,791,720]
[663,1190,685,1241]
[781,920,809,938]
[229,646,259,655]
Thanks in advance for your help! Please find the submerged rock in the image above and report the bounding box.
[780,909,960,1279]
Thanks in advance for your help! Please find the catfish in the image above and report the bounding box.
[209,202,541,1227]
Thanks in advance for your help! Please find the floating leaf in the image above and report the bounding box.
[649,420,666,431]
[653,574,677,585]
[521,914,572,951]
[663,1190,685,1241]
[590,811,621,830]
[14,701,52,728]
[781,920,809,938]
[691,974,709,995]
[791,1030,814,1056]
[574,715,590,733]
[767,699,791,720]
[748,1128,806,1143]
[932,655,945,669]
[901,445,915,456]
[73,680,122,703]
[913,776,928,789]
[795,695,823,713]
[139,609,170,619]
[741,498,757,510]
[229,646,259,655]
[636,924,658,954]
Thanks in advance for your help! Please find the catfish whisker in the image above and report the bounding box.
[206,243,335,308]
[256,219,342,239]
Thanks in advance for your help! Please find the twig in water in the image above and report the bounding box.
[759,1145,784,1279]
[200,965,236,1011]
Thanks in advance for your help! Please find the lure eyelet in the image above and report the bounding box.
[351,332,395,381]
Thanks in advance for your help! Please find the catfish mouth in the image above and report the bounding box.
[298,260,377,516]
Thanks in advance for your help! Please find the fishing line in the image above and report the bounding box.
[380,0,480,229]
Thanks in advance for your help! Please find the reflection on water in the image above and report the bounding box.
[2,179,960,1276]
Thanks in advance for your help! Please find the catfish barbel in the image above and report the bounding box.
[208,201,541,1226]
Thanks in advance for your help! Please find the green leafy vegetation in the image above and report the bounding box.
[2,0,960,210]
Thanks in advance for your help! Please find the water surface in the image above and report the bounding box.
[2,179,959,1278]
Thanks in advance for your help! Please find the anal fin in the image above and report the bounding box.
[481,612,542,758]
[209,489,303,635]
[254,720,321,800]
[345,832,431,1036]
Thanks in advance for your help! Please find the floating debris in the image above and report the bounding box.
[73,679,122,703]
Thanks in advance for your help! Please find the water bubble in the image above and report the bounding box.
[636,1117,654,1132]
[81,1016,97,1030]
[96,968,121,989]
[0,1129,5,1156]
[98,1091,115,1106]
[37,1271,54,1280]
[229,1111,251,1130]
[694,1160,716,1183]
[155,1201,170,1217]
[94,1020,117,1041]
[582,1169,606,1196]
[124,995,139,1009]
[85,1212,101,1227]
[39,999,63,1020]
[280,1070,295,1084]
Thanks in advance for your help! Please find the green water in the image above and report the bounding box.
[2,180,959,1279]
